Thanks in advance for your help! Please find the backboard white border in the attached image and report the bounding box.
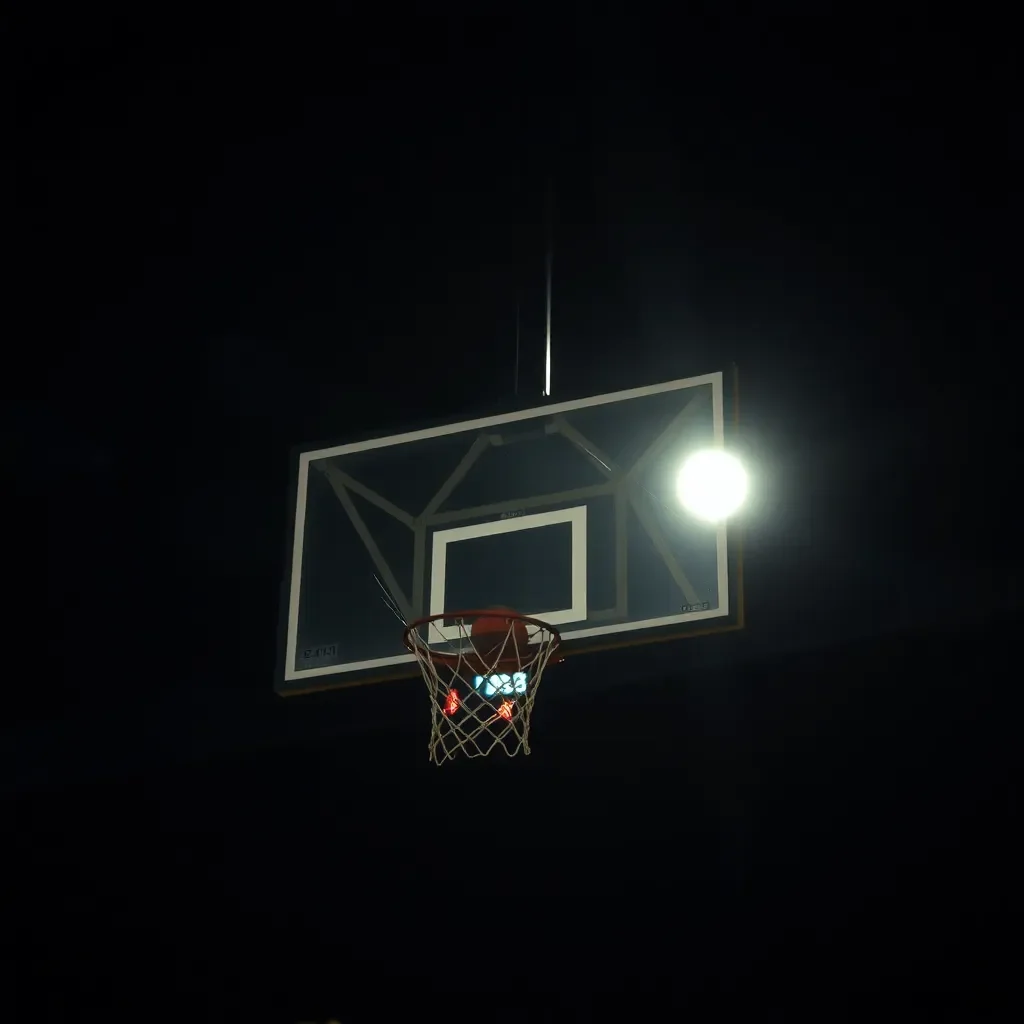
[284,371,729,682]
[428,506,588,641]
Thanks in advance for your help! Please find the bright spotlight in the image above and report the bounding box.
[676,450,748,523]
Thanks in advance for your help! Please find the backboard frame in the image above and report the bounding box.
[277,369,743,696]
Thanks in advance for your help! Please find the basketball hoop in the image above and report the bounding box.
[402,610,561,764]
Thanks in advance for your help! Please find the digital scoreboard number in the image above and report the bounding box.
[472,671,529,697]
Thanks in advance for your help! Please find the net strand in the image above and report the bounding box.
[372,573,407,624]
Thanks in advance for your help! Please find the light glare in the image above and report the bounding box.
[676,450,748,522]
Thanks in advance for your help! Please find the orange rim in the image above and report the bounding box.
[402,609,561,669]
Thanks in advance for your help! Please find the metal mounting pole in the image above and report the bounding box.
[543,180,553,397]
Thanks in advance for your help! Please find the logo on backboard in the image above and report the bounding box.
[681,601,712,614]
[299,643,338,667]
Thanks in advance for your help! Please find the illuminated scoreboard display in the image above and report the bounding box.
[472,671,529,697]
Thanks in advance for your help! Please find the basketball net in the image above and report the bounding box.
[404,613,561,764]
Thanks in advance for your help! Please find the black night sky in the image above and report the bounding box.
[9,12,1016,1018]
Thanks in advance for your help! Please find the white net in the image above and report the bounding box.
[404,613,561,764]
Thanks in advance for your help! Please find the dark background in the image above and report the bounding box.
[7,10,1017,1018]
